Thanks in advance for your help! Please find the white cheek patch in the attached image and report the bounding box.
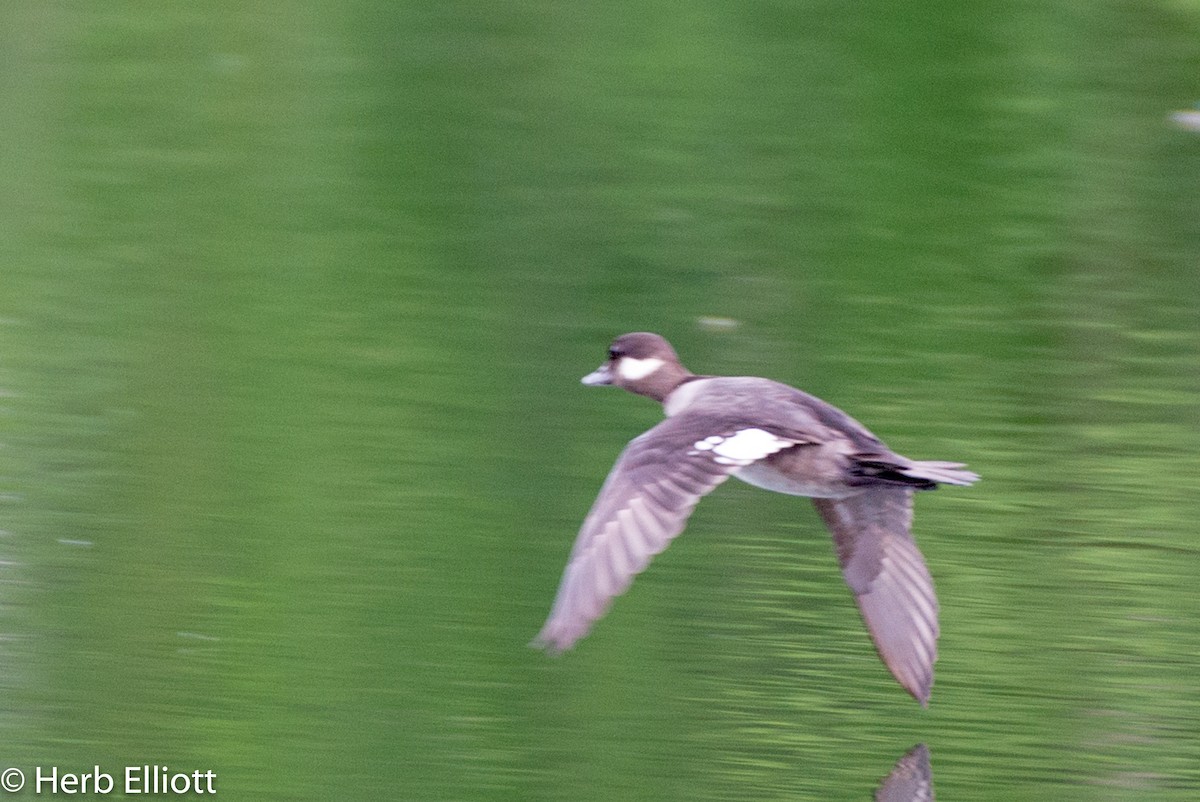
[617,357,665,381]
[690,428,791,466]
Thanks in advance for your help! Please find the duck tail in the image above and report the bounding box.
[853,459,979,489]
[901,460,980,487]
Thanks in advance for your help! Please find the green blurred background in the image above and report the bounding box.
[3,1,1200,799]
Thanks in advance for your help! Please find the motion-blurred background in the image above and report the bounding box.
[3,2,1200,799]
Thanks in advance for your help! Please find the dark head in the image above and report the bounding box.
[581,332,694,403]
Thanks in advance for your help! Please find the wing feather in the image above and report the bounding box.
[813,488,940,705]
[534,416,797,652]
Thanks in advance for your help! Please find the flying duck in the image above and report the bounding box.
[534,332,978,705]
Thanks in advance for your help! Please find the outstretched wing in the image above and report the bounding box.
[813,488,939,705]
[534,417,797,652]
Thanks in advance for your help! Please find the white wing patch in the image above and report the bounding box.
[690,428,792,466]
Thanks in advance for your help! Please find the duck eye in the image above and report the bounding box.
[608,348,622,360]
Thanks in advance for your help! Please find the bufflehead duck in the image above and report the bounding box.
[534,332,978,705]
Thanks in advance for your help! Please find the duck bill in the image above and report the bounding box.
[580,363,614,386]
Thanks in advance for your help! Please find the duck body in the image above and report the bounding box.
[534,332,978,705]
[664,374,944,497]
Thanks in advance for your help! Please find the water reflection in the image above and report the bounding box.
[1170,109,1200,132]
[875,744,933,802]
